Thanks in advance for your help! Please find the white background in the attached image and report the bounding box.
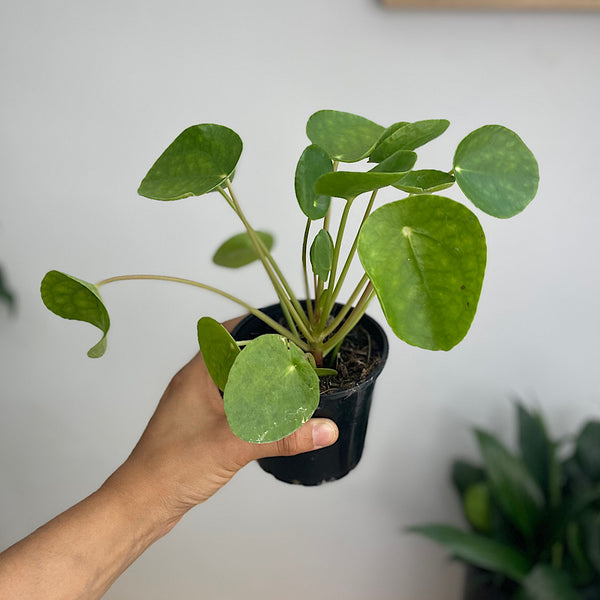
[1,1,599,598]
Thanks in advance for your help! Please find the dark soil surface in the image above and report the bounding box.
[318,321,384,393]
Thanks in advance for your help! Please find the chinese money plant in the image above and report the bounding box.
[41,110,539,443]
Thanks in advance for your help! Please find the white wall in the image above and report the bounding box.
[1,1,599,598]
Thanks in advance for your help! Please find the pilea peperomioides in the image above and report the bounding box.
[41,110,539,444]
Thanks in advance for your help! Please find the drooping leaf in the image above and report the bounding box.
[370,119,450,162]
[452,459,486,497]
[409,524,531,582]
[310,229,334,281]
[315,171,406,200]
[453,125,539,219]
[394,170,455,194]
[464,482,493,533]
[358,195,487,351]
[295,144,333,220]
[197,317,240,391]
[138,124,243,201]
[368,150,417,174]
[306,110,384,163]
[212,231,274,268]
[224,335,319,443]
[40,270,110,358]
[476,429,544,539]
[517,403,552,500]
[518,565,580,600]
[0,266,15,310]
[576,422,600,482]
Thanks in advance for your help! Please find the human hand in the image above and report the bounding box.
[103,317,339,531]
[0,318,338,600]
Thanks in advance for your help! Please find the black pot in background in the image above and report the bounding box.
[462,567,513,600]
[231,301,389,486]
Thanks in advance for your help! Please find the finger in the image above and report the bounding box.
[252,418,339,459]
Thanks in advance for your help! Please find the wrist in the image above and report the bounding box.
[100,462,185,544]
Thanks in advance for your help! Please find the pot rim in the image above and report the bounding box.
[232,300,390,398]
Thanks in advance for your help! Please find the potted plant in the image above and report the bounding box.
[40,110,539,485]
[411,403,600,599]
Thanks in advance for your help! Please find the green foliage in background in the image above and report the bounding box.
[411,404,600,600]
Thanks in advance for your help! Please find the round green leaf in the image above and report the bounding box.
[197,317,240,391]
[295,144,333,220]
[310,229,334,281]
[306,110,384,163]
[138,124,243,201]
[368,150,417,174]
[358,195,487,351]
[394,170,455,194]
[224,335,319,443]
[453,125,539,219]
[370,119,449,162]
[213,231,274,268]
[40,270,110,358]
[315,171,406,200]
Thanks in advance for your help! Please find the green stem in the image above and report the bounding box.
[321,273,370,339]
[301,218,313,321]
[329,189,377,309]
[222,181,312,339]
[322,283,375,355]
[280,300,299,338]
[95,274,309,351]
[218,183,299,335]
[215,185,238,212]
[320,196,355,326]
[262,238,309,326]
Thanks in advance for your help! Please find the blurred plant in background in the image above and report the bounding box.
[411,403,600,600]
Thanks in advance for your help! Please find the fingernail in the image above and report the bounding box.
[312,422,337,449]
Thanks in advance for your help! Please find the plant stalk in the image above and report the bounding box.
[321,273,370,339]
[320,196,355,326]
[217,183,299,335]
[301,218,313,321]
[95,274,309,351]
[329,190,377,309]
[221,181,312,339]
[322,282,375,355]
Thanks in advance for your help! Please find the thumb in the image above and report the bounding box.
[253,418,339,459]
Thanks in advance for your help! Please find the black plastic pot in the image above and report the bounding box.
[231,301,389,486]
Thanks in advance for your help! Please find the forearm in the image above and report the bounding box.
[0,471,176,600]
[0,345,338,599]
